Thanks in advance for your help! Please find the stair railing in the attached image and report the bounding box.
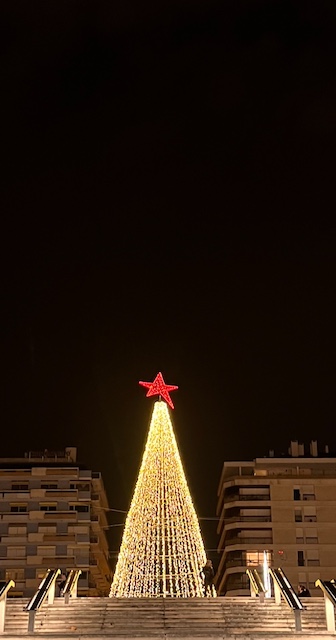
[25,569,60,633]
[269,567,303,632]
[315,579,336,633]
[62,569,82,604]
[0,580,15,634]
[246,569,266,602]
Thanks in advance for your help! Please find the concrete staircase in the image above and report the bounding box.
[3,596,335,639]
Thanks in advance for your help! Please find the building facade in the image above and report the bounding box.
[215,440,336,596]
[0,448,112,597]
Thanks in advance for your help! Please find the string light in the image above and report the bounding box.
[110,401,214,598]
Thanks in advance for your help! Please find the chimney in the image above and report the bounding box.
[310,440,318,457]
[298,443,304,456]
[289,441,299,457]
[65,447,77,462]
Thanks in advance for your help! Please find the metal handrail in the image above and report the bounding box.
[246,569,266,601]
[269,568,303,610]
[25,569,60,633]
[315,579,336,633]
[269,568,303,632]
[62,569,82,604]
[0,581,15,634]
[316,579,336,603]
[0,582,15,600]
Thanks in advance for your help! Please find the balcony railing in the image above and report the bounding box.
[225,494,270,503]
[224,576,250,591]
[224,516,271,524]
[226,537,273,545]
[225,554,274,569]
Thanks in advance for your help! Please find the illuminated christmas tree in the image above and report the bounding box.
[110,372,213,598]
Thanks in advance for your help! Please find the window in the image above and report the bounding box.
[70,504,89,512]
[68,525,88,534]
[296,527,318,544]
[298,572,307,586]
[70,483,90,491]
[306,527,318,544]
[306,550,319,566]
[245,551,272,566]
[10,504,27,513]
[7,546,25,558]
[8,526,27,535]
[298,550,319,568]
[40,504,57,511]
[295,509,302,522]
[293,489,301,501]
[37,570,47,579]
[6,569,24,582]
[37,546,55,557]
[308,572,320,590]
[38,524,57,534]
[303,506,317,522]
[302,485,315,501]
[41,484,58,490]
[11,484,28,491]
[296,528,304,544]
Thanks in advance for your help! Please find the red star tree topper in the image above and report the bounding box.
[139,372,178,409]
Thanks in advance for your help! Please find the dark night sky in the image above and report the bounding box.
[1,0,336,564]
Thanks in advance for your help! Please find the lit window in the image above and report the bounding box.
[246,551,271,566]
[6,569,24,581]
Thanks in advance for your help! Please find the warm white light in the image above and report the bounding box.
[110,401,211,597]
[263,550,272,598]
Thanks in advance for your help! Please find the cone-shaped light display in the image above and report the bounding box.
[110,400,210,597]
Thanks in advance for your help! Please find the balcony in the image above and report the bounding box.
[43,534,76,543]
[225,558,246,568]
[41,556,75,566]
[224,515,271,524]
[44,490,77,497]
[43,511,77,520]
[225,536,273,546]
[225,494,270,503]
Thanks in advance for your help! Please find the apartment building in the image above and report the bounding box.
[0,448,112,597]
[215,440,336,596]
